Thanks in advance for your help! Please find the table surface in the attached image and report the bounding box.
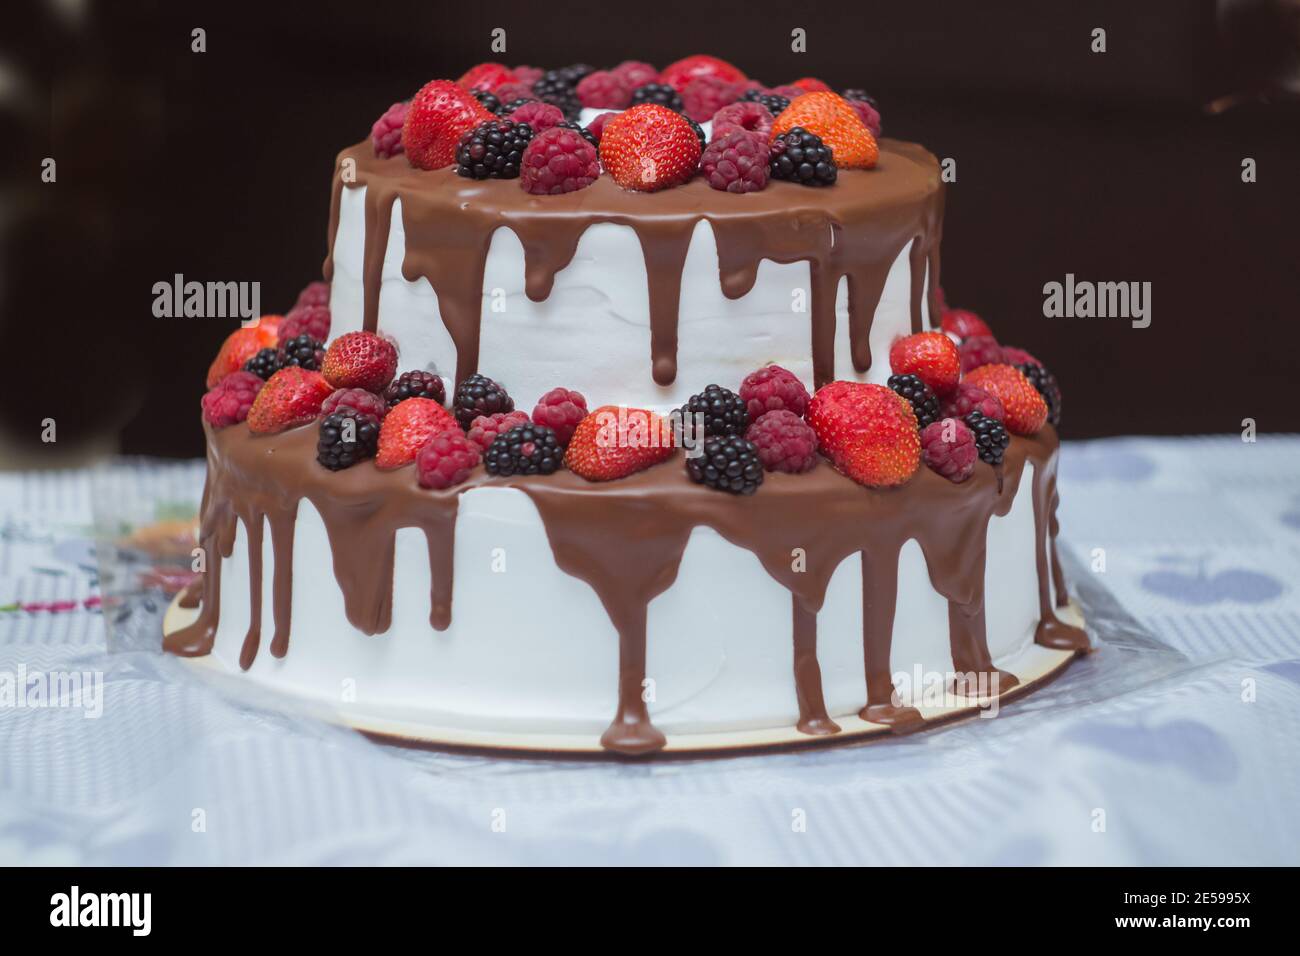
[1,434,1298,865]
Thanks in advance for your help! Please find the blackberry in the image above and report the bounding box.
[554,119,598,150]
[316,409,380,471]
[678,384,749,438]
[741,89,790,115]
[483,423,562,477]
[887,373,941,429]
[964,411,1010,466]
[686,435,764,495]
[472,89,503,114]
[769,127,837,187]
[557,63,595,85]
[452,373,514,430]
[384,370,445,409]
[684,115,706,151]
[630,82,683,112]
[279,334,324,371]
[243,347,283,381]
[1016,363,1062,427]
[501,96,539,114]
[455,119,534,179]
[841,89,878,109]
[532,71,582,120]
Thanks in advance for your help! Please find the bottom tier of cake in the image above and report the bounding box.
[164,422,1089,755]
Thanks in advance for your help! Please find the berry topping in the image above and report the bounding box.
[531,70,582,120]
[630,82,684,112]
[506,100,564,131]
[321,387,388,421]
[845,97,882,139]
[493,83,535,106]
[768,127,837,186]
[1015,360,1062,427]
[681,76,745,122]
[939,382,1005,423]
[710,100,774,140]
[791,77,832,92]
[771,92,878,170]
[416,428,482,489]
[246,367,333,435]
[745,409,818,474]
[376,397,459,469]
[531,387,588,446]
[294,281,330,309]
[483,423,564,477]
[455,118,534,179]
[686,435,765,495]
[679,383,750,438]
[769,84,806,99]
[201,371,263,429]
[739,364,811,420]
[206,318,280,388]
[1000,346,1038,366]
[807,381,921,488]
[243,347,283,381]
[371,102,408,159]
[576,70,632,110]
[741,88,791,115]
[384,370,446,408]
[402,79,494,170]
[841,88,878,105]
[887,373,941,429]
[599,104,702,192]
[963,364,1048,436]
[964,410,1011,466]
[279,304,331,343]
[519,126,601,195]
[466,410,532,453]
[457,63,517,92]
[317,409,380,471]
[278,333,324,371]
[699,130,769,193]
[472,89,503,114]
[322,330,398,392]
[940,307,993,341]
[512,65,545,86]
[585,111,618,143]
[612,60,660,89]
[564,406,676,481]
[452,373,514,430]
[958,334,1005,374]
[557,64,596,85]
[888,331,961,396]
[920,418,977,483]
[660,55,746,92]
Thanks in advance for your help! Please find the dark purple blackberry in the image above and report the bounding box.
[841,89,879,109]
[769,127,837,187]
[452,373,514,430]
[471,89,503,114]
[1016,363,1062,427]
[278,334,324,371]
[686,435,764,495]
[684,115,706,150]
[483,423,562,477]
[242,347,283,381]
[384,370,445,409]
[455,119,534,179]
[631,82,683,112]
[678,384,749,438]
[557,63,595,85]
[741,89,791,115]
[532,71,582,120]
[887,373,941,429]
[501,96,540,114]
[964,411,1010,466]
[554,119,598,149]
[316,409,379,471]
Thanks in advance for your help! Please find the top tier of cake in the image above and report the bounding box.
[323,133,944,411]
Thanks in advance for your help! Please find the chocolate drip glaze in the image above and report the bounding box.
[166,421,1082,755]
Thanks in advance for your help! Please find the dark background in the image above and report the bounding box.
[3,0,1298,458]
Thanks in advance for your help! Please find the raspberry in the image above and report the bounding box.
[576,70,631,110]
[739,364,810,420]
[321,387,388,421]
[483,423,564,477]
[710,101,774,140]
[958,335,1005,374]
[686,435,764,495]
[585,111,618,143]
[769,127,837,187]
[512,65,544,86]
[939,382,1005,423]
[466,410,531,453]
[699,130,769,193]
[371,102,408,158]
[612,60,659,89]
[531,387,588,446]
[1001,346,1038,366]
[920,418,977,483]
[846,98,882,138]
[745,409,818,474]
[630,82,683,112]
[493,82,535,106]
[455,118,534,179]
[964,411,1010,466]
[769,84,806,100]
[384,370,446,409]
[416,429,481,490]
[681,76,744,122]
[887,373,941,429]
[279,304,331,343]
[201,371,263,428]
[519,126,600,195]
[453,373,514,430]
[294,281,330,310]
[317,409,380,471]
[678,384,749,437]
[506,100,564,132]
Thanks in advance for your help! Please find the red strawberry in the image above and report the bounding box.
[376,397,458,469]
[889,331,961,396]
[660,55,746,92]
[246,367,332,434]
[599,104,702,192]
[771,92,878,169]
[205,317,281,388]
[791,77,832,92]
[322,331,398,392]
[940,308,992,341]
[402,80,494,170]
[457,62,517,92]
[963,364,1048,436]
[807,381,920,488]
[564,405,676,481]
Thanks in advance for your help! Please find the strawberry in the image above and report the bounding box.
[940,308,993,341]
[564,405,675,481]
[205,316,281,388]
[322,331,398,392]
[246,367,332,434]
[807,381,920,488]
[599,104,702,192]
[791,77,832,92]
[660,54,746,92]
[771,92,878,169]
[457,62,517,92]
[375,397,458,469]
[889,331,962,396]
[963,364,1048,436]
[402,80,495,170]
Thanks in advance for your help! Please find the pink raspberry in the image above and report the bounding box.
[847,99,882,138]
[1000,345,1041,366]
[739,364,810,420]
[508,100,565,132]
[494,82,535,105]
[699,130,768,193]
[770,84,805,99]
[745,410,818,473]
[295,281,330,309]
[466,411,531,453]
[920,418,977,483]
[576,70,631,110]
[940,382,1006,423]
[531,387,588,446]
[279,304,331,343]
[585,112,618,143]
[371,102,408,159]
[681,76,745,122]
[959,334,1004,374]
[512,65,545,86]
[612,60,659,89]
[519,127,600,195]
[416,429,481,490]
[201,371,263,428]
[710,100,774,140]
[321,387,388,421]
